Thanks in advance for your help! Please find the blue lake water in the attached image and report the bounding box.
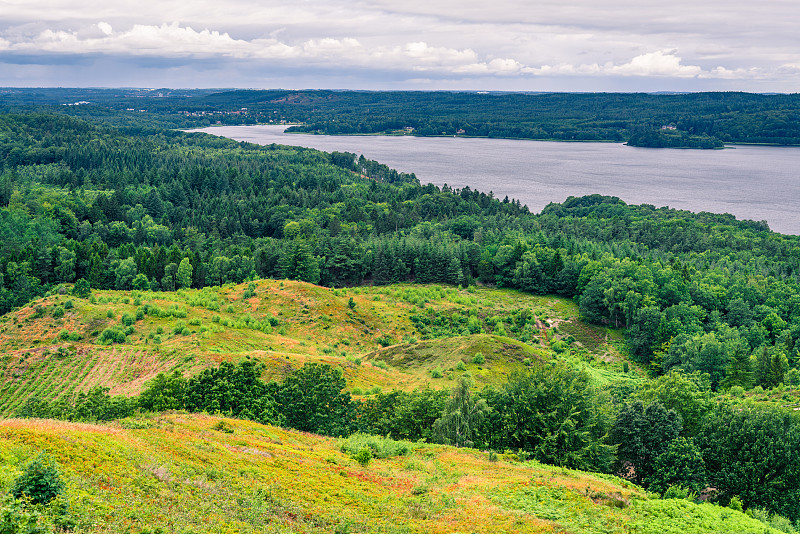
[195,125,800,235]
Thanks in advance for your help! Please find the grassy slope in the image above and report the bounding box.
[0,281,640,416]
[0,413,781,534]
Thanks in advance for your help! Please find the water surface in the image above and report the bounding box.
[196,125,800,235]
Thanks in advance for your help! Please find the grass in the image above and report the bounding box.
[0,413,783,534]
[0,280,641,416]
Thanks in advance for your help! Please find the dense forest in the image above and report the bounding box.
[2,88,800,146]
[2,110,800,526]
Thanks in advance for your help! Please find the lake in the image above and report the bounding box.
[195,125,800,235]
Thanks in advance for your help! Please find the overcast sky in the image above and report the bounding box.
[1,0,799,91]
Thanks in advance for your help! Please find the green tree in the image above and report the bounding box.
[486,363,615,472]
[432,375,489,448]
[131,273,150,291]
[722,341,753,390]
[10,453,66,505]
[53,246,76,283]
[277,363,354,436]
[139,371,188,412]
[176,257,193,289]
[636,371,710,436]
[71,278,91,299]
[611,400,682,485]
[114,258,137,290]
[699,404,800,521]
[644,437,707,495]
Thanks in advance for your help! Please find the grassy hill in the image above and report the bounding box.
[0,280,640,416]
[0,413,782,534]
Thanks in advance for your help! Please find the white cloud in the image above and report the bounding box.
[97,22,113,36]
[606,50,702,77]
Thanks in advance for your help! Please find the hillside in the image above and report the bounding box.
[0,413,783,534]
[0,280,635,416]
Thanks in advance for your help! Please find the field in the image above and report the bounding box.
[0,280,640,416]
[0,413,782,534]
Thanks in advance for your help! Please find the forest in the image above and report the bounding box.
[2,109,800,528]
[2,88,800,146]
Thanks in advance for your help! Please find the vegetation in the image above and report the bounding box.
[2,102,800,531]
[0,414,790,534]
[4,88,800,146]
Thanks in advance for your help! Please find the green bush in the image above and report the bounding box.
[431,368,443,379]
[471,352,485,365]
[0,494,48,533]
[353,447,372,466]
[121,313,135,326]
[341,433,410,460]
[455,361,467,371]
[51,307,64,319]
[63,300,74,310]
[99,327,126,345]
[10,453,66,505]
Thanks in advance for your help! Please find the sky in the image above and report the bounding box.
[1,0,799,92]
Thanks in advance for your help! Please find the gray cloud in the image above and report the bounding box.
[0,0,798,90]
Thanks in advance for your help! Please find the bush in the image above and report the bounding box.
[341,433,410,459]
[121,313,135,326]
[51,307,64,319]
[99,327,126,345]
[431,368,443,378]
[353,447,372,466]
[729,385,745,398]
[728,495,743,511]
[63,300,74,310]
[11,453,66,505]
[72,278,91,298]
[662,485,693,500]
[0,494,48,533]
[455,361,467,371]
[471,352,485,365]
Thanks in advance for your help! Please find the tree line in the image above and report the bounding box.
[16,359,800,523]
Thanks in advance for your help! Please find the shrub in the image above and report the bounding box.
[431,368,443,379]
[51,307,64,319]
[63,300,74,310]
[728,495,743,511]
[121,313,135,326]
[376,335,395,347]
[342,433,410,459]
[471,352,485,365]
[353,447,372,466]
[11,453,66,505]
[99,327,126,345]
[662,485,693,500]
[58,329,70,341]
[0,494,48,533]
[729,385,745,398]
[72,278,91,298]
[455,361,467,371]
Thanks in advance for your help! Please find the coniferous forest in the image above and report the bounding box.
[2,99,800,531]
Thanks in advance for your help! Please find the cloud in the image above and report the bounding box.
[606,50,702,77]
[0,0,798,90]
